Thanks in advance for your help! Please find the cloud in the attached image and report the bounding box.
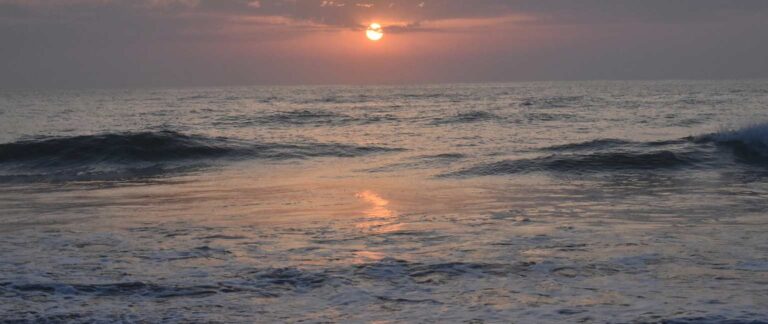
[4,0,768,34]
[0,0,767,87]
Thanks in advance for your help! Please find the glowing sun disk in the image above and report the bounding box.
[366,23,384,41]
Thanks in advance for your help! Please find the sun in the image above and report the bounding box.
[366,23,384,41]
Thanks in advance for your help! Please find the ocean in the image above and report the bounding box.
[1,80,767,323]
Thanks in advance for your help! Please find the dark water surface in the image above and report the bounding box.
[1,81,768,322]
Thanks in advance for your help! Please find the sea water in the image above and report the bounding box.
[1,81,767,322]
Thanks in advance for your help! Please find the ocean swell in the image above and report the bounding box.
[0,131,401,182]
[447,150,701,177]
[430,111,499,125]
[446,123,768,177]
[214,110,398,128]
[0,131,237,166]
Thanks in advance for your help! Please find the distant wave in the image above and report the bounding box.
[445,123,768,177]
[0,131,401,182]
[214,110,398,128]
[430,111,499,125]
[431,110,580,125]
[519,95,594,108]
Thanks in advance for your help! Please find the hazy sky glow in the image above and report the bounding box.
[2,0,768,87]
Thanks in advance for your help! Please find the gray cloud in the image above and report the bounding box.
[5,0,768,30]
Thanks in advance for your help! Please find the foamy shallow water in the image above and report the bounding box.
[1,81,768,323]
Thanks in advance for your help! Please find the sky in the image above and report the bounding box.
[1,0,768,88]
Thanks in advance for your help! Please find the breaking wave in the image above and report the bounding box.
[697,122,768,161]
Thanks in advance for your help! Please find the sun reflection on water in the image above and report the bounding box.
[352,250,386,264]
[354,190,402,233]
[355,190,394,217]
